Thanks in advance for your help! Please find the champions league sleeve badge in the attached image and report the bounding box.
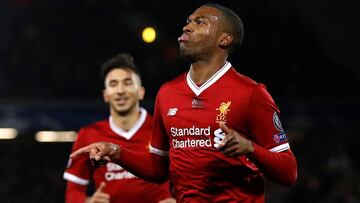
[273,112,284,131]
[272,112,288,143]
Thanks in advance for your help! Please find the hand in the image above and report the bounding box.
[86,182,110,203]
[159,197,177,203]
[218,122,254,157]
[70,142,120,164]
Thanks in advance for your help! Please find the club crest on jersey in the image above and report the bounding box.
[216,101,231,123]
[273,112,284,131]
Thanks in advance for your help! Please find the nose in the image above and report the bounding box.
[115,84,125,94]
[182,23,192,33]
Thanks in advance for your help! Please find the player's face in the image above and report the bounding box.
[103,68,144,115]
[178,6,223,61]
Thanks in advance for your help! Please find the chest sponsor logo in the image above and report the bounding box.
[104,162,136,181]
[171,126,212,148]
[171,126,210,137]
[167,108,178,116]
[170,126,227,149]
[213,128,225,147]
[216,101,231,123]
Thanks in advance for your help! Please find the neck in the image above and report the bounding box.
[189,56,227,84]
[111,106,141,131]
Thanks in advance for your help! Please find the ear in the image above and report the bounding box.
[103,89,110,103]
[137,86,145,101]
[219,33,233,48]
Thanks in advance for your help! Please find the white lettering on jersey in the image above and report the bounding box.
[105,171,136,181]
[104,162,137,181]
[172,138,212,148]
[170,126,210,137]
[167,108,178,116]
[170,126,212,149]
[106,162,123,171]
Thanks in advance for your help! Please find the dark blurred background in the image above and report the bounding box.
[0,0,359,202]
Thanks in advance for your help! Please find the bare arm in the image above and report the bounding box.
[71,142,169,183]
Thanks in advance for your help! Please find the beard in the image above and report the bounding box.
[179,46,202,63]
[179,42,214,63]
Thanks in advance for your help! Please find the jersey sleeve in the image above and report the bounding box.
[149,90,170,157]
[246,84,290,152]
[65,181,87,203]
[63,128,92,186]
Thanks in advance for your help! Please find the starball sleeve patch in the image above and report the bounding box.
[273,112,284,131]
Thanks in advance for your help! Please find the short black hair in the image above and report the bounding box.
[100,53,141,83]
[204,3,244,51]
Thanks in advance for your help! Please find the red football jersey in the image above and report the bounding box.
[150,62,290,202]
[64,108,172,203]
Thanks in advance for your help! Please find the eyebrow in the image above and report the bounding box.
[187,15,209,22]
[108,77,133,83]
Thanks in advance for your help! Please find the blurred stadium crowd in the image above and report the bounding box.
[0,0,359,202]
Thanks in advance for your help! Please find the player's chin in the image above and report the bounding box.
[114,105,132,115]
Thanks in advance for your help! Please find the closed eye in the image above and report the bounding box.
[123,78,134,86]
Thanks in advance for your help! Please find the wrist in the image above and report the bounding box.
[247,140,254,153]
[111,143,121,160]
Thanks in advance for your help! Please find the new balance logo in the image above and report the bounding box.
[167,108,178,116]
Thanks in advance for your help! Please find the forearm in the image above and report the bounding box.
[251,144,297,186]
[115,147,169,183]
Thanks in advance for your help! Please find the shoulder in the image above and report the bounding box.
[157,72,187,97]
[228,67,257,86]
[78,119,108,135]
[160,72,186,91]
[141,108,153,124]
[73,119,108,145]
[229,66,271,92]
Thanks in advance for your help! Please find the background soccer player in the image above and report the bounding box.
[71,4,297,202]
[63,53,175,203]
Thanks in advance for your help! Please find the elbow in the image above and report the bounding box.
[148,175,169,184]
[282,170,297,187]
[279,159,298,187]
[270,154,298,187]
[143,168,170,184]
[270,167,297,187]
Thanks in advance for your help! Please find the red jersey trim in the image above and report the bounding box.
[63,172,89,186]
[269,143,290,152]
[186,61,232,96]
[109,108,147,140]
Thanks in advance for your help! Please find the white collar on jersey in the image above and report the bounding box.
[186,61,232,96]
[109,107,147,140]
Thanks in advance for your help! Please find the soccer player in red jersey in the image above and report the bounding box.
[63,53,175,203]
[71,4,297,203]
